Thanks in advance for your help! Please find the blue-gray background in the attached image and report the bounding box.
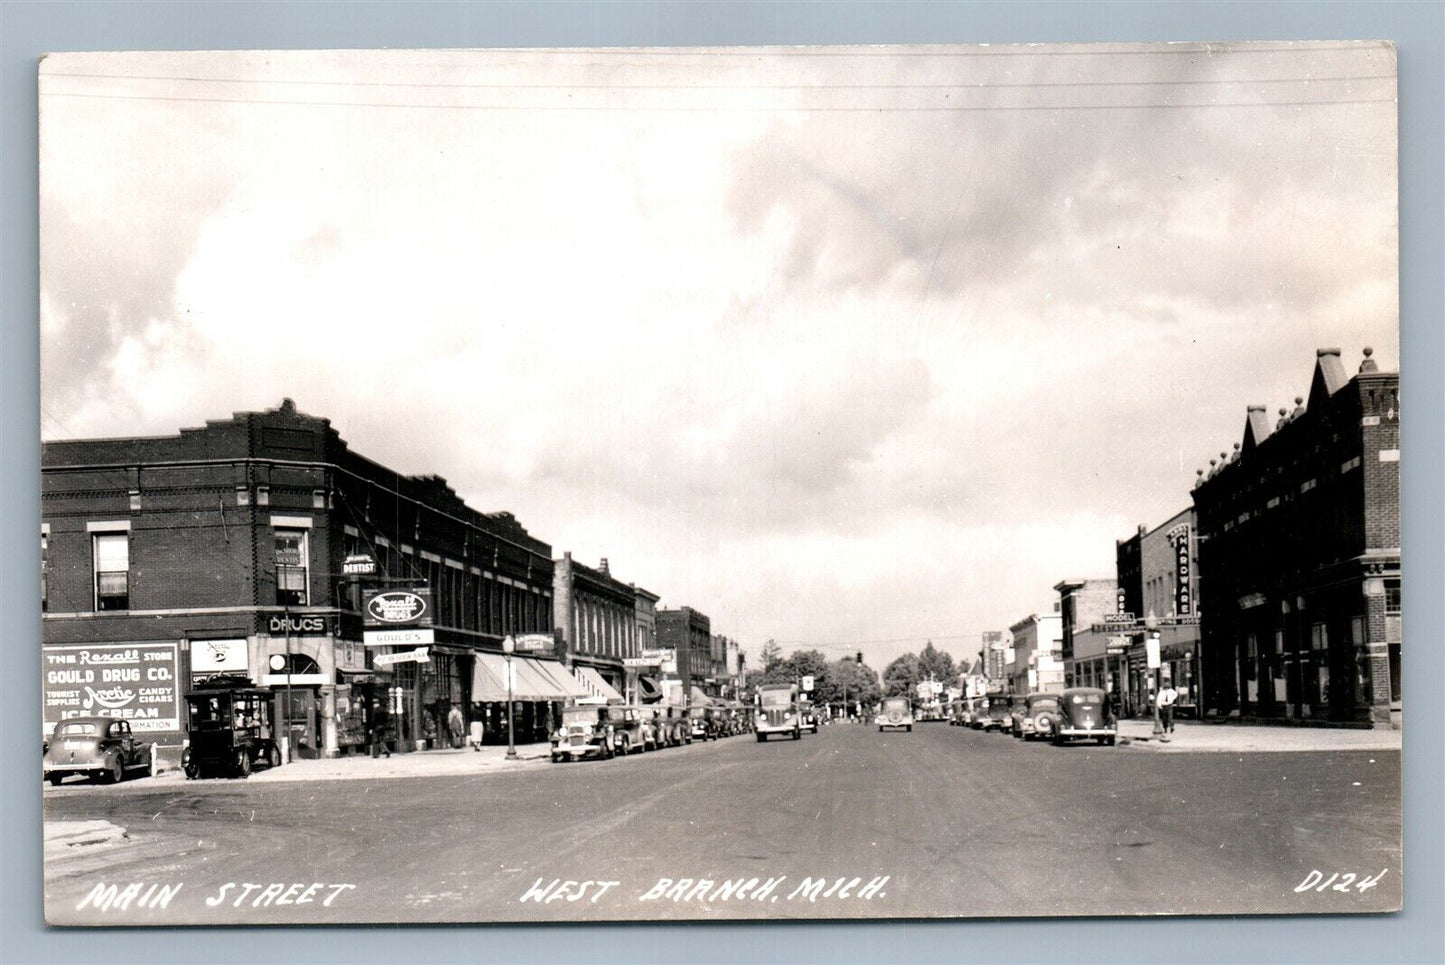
[2,3,1440,963]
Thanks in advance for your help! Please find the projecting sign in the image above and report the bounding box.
[1145,635,1161,670]
[362,587,432,628]
[191,639,248,676]
[343,553,377,576]
[801,675,814,691]
[364,628,436,647]
[374,647,431,667]
[513,633,556,655]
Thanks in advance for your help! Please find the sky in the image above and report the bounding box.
[38,43,1399,671]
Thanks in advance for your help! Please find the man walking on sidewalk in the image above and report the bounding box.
[1157,683,1179,734]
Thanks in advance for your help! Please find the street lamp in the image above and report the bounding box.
[503,634,518,761]
[1146,611,1167,742]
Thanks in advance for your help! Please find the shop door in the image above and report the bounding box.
[278,689,319,759]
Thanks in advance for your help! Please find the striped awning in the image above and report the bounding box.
[574,666,625,703]
[470,653,591,702]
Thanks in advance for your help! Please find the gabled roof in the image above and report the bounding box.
[1306,347,1347,411]
[1241,405,1271,453]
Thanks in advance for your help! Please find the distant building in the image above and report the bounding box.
[656,607,712,702]
[1008,612,1065,695]
[1054,578,1119,691]
[1191,348,1399,726]
[552,553,634,697]
[1113,508,1202,717]
[981,631,1009,684]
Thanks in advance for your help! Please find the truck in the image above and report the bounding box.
[754,683,802,741]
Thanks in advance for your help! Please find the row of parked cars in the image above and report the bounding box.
[550,701,755,762]
[949,687,1118,746]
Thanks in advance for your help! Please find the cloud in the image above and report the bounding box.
[38,45,1399,659]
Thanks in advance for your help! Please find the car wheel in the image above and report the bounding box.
[106,755,124,784]
[756,733,766,742]
[618,736,630,757]
[906,725,913,732]
[236,749,252,778]
[267,743,282,768]
[1107,736,1116,747]
[47,773,63,786]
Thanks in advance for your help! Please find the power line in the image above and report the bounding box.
[41,71,1395,92]
[37,89,1396,113]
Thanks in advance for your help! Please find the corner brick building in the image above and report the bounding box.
[1191,348,1400,726]
[41,400,562,756]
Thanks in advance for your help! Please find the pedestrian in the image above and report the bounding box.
[1157,682,1180,734]
[447,704,465,750]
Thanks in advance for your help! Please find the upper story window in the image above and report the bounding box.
[274,529,309,606]
[93,532,130,611]
[1385,580,1401,616]
[41,528,49,613]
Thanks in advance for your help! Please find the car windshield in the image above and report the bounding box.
[58,721,98,736]
[1029,697,1061,711]
[989,697,1010,709]
[758,690,792,707]
[561,710,598,726]
[882,699,909,712]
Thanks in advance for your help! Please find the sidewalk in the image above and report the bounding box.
[150,742,553,785]
[1116,719,1402,753]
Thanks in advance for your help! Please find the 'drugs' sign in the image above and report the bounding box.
[42,643,181,734]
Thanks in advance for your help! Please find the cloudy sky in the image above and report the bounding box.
[38,43,1398,669]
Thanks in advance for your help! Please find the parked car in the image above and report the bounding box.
[980,693,1014,732]
[1051,687,1117,746]
[687,705,713,742]
[877,696,914,732]
[181,680,283,779]
[658,705,690,746]
[967,696,988,728]
[550,706,617,762]
[1008,695,1031,738]
[1016,692,1063,741]
[609,705,653,754]
[44,717,152,786]
[798,699,820,735]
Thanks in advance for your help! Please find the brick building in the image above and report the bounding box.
[1191,348,1400,726]
[41,400,568,757]
[1112,508,1202,717]
[1055,578,1119,691]
[552,553,635,698]
[655,607,711,703]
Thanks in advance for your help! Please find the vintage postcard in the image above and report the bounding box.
[39,42,1401,925]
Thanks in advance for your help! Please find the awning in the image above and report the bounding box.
[638,675,663,702]
[574,666,625,703]
[689,687,714,707]
[526,659,592,700]
[470,653,592,702]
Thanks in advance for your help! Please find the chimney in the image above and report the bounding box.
[598,557,610,576]
[1317,347,1341,358]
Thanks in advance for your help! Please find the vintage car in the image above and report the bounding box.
[181,680,283,779]
[798,699,820,735]
[755,684,802,741]
[657,705,690,746]
[1051,687,1117,746]
[609,705,655,754]
[44,717,152,786]
[966,696,988,728]
[1014,692,1063,740]
[1008,694,1031,737]
[980,693,1014,732]
[877,696,914,732]
[550,706,617,761]
[687,705,714,741]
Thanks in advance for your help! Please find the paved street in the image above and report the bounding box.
[43,722,1400,924]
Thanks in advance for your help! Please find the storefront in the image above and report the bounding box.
[42,641,183,742]
[469,652,591,744]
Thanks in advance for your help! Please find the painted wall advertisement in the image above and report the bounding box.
[42,643,181,734]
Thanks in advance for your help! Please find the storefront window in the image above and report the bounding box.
[274,529,309,606]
